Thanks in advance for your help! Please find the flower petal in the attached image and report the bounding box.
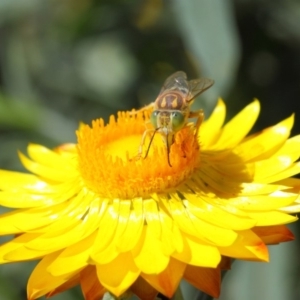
[246,211,297,226]
[219,230,269,261]
[227,192,297,211]
[0,170,49,191]
[27,144,75,171]
[184,264,221,298]
[130,276,158,300]
[159,208,184,254]
[167,195,238,247]
[133,225,170,274]
[80,266,106,300]
[184,195,256,230]
[173,234,221,267]
[213,100,260,149]
[258,162,300,183]
[18,151,76,182]
[252,225,294,245]
[27,252,77,299]
[25,193,102,252]
[141,257,186,298]
[48,232,97,276]
[200,99,226,148]
[115,198,144,252]
[254,154,299,181]
[0,180,79,208]
[144,199,162,238]
[96,252,140,297]
[234,115,294,162]
[2,235,53,262]
[46,275,80,298]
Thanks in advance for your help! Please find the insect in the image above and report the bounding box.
[137,71,214,166]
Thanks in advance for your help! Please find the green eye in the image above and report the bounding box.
[150,111,159,127]
[171,111,185,131]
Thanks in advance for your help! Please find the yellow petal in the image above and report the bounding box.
[144,199,161,238]
[173,234,221,267]
[91,242,120,266]
[254,153,299,181]
[204,158,255,182]
[91,199,123,257]
[91,200,132,265]
[27,144,75,170]
[275,177,300,193]
[46,275,80,298]
[197,165,246,195]
[96,252,140,297]
[234,115,294,161]
[258,162,300,183]
[115,198,144,252]
[275,135,300,156]
[113,200,132,243]
[0,170,49,191]
[0,180,79,208]
[227,192,297,211]
[0,190,86,234]
[133,226,170,274]
[239,182,291,196]
[185,195,256,230]
[213,100,260,149]
[167,195,237,247]
[201,99,226,148]
[25,193,101,251]
[80,266,106,300]
[48,232,97,276]
[18,151,76,182]
[90,199,134,263]
[219,230,269,261]
[141,257,186,298]
[247,211,297,226]
[159,209,184,255]
[27,252,77,299]
[0,233,48,263]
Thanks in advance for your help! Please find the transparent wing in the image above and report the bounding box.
[187,77,214,102]
[158,71,189,96]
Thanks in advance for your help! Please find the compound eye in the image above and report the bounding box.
[171,111,185,131]
[150,111,159,127]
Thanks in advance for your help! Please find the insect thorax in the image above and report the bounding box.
[155,92,186,110]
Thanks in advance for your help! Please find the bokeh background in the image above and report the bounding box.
[0,0,299,299]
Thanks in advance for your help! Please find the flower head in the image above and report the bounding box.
[0,99,299,299]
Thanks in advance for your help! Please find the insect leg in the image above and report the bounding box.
[137,128,155,158]
[144,127,160,159]
[189,109,204,137]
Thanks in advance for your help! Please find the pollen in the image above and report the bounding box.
[77,111,200,199]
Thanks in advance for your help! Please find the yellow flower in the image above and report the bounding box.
[0,99,299,300]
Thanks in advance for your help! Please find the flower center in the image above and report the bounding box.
[77,111,200,199]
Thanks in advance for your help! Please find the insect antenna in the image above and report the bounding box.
[144,127,160,159]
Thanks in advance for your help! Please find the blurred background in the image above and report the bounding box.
[0,0,299,299]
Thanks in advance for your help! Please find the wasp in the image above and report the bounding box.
[137,71,214,166]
